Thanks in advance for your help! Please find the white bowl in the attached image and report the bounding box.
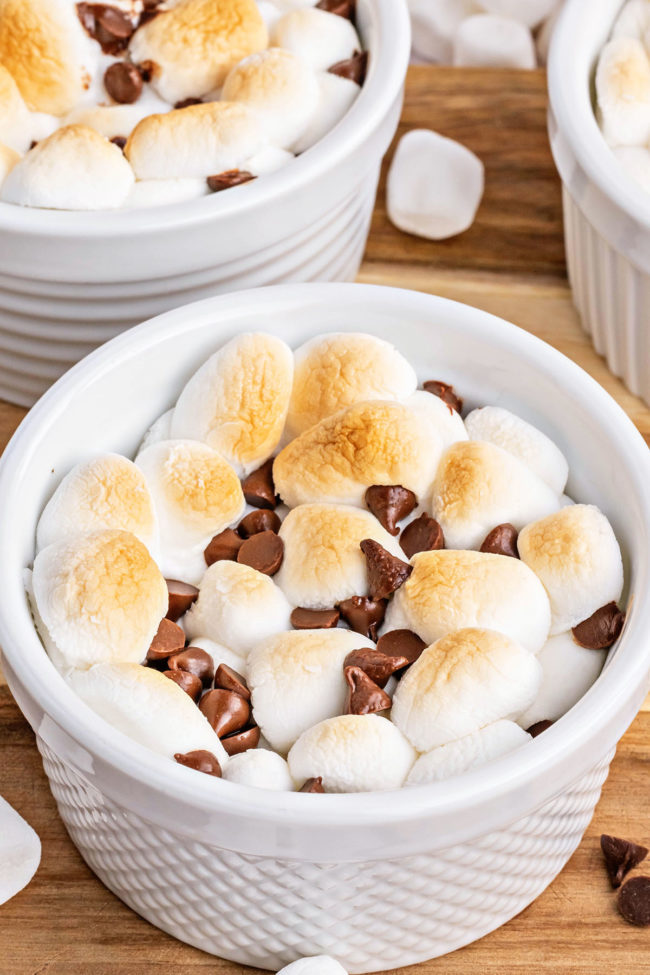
[0,0,411,409]
[548,0,650,406]
[1,283,649,971]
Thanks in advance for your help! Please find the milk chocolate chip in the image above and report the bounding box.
[110,135,127,150]
[174,750,222,777]
[343,647,409,688]
[480,523,519,559]
[241,459,278,509]
[291,607,341,629]
[299,776,325,793]
[104,61,143,104]
[526,719,553,738]
[237,530,284,576]
[316,0,355,18]
[77,4,134,54]
[199,689,250,738]
[207,170,256,192]
[165,579,199,621]
[238,509,281,538]
[328,50,368,85]
[399,513,444,559]
[344,666,391,715]
[423,379,463,414]
[147,618,185,660]
[572,603,625,650]
[163,668,202,702]
[168,647,214,687]
[338,595,387,641]
[618,877,650,926]
[214,663,251,701]
[360,539,412,601]
[601,834,649,889]
[365,485,417,536]
[205,528,243,566]
[222,725,261,757]
[375,629,426,667]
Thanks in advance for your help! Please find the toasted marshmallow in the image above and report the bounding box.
[128,0,268,104]
[275,503,404,609]
[68,662,229,765]
[476,0,558,29]
[270,8,360,72]
[404,390,468,451]
[274,400,444,508]
[392,628,542,752]
[171,333,293,477]
[1,125,135,210]
[613,145,650,193]
[431,441,561,550]
[277,958,348,975]
[0,142,20,188]
[64,104,163,141]
[36,454,157,555]
[518,505,624,634]
[464,406,569,494]
[136,440,244,584]
[125,176,209,208]
[0,796,41,907]
[288,714,416,793]
[596,38,650,147]
[453,14,536,69]
[223,748,294,790]
[248,628,376,753]
[0,65,32,153]
[518,632,607,729]
[406,720,530,785]
[184,560,293,656]
[186,636,248,678]
[612,0,650,43]
[292,71,359,154]
[244,145,294,175]
[384,549,551,654]
[222,48,319,151]
[138,409,174,454]
[286,333,418,439]
[32,530,168,672]
[407,0,481,62]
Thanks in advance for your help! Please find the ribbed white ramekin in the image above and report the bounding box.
[0,0,410,408]
[1,283,649,971]
[548,0,650,405]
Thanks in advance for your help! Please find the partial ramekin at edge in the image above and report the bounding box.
[1,283,649,972]
[548,0,650,406]
[0,0,411,409]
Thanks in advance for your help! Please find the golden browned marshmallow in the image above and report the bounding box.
[0,141,20,187]
[274,400,445,508]
[128,0,268,104]
[0,64,31,153]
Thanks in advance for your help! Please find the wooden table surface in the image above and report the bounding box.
[1,66,649,975]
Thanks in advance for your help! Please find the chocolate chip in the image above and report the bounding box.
[338,595,387,641]
[165,579,199,621]
[140,0,164,23]
[205,528,243,566]
[399,513,444,559]
[163,668,202,702]
[147,617,185,660]
[104,61,143,103]
[423,379,463,414]
[299,776,325,793]
[207,170,257,192]
[328,50,368,85]
[360,539,412,601]
[316,0,355,18]
[241,459,278,509]
[618,877,650,926]
[602,835,649,889]
[222,724,261,756]
[480,523,519,559]
[174,97,203,109]
[174,749,222,777]
[237,530,284,576]
[76,4,135,54]
[526,719,553,738]
[291,606,341,629]
[344,666,391,715]
[343,647,409,688]
[214,663,250,701]
[137,59,157,83]
[365,485,417,536]
[375,629,426,667]
[168,647,214,687]
[572,603,626,650]
[110,135,127,151]
[238,509,281,538]
[199,689,250,738]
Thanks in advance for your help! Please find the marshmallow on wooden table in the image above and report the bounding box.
[384,549,551,653]
[1,125,135,210]
[223,749,294,790]
[431,440,561,550]
[596,38,650,147]
[69,662,229,766]
[128,0,268,104]
[475,0,558,29]
[138,409,174,455]
[125,177,209,208]
[518,505,624,635]
[248,628,376,753]
[407,0,481,63]
[288,714,416,792]
[186,636,248,679]
[0,796,41,906]
[392,628,542,752]
[612,0,650,43]
[405,390,468,451]
[406,720,531,785]
[453,15,536,69]
[136,439,245,584]
[387,129,484,240]
[292,71,360,154]
[270,8,360,72]
[275,503,404,608]
[31,530,168,672]
[613,146,650,193]
[184,560,293,656]
[518,632,608,729]
[277,958,348,975]
[0,65,32,154]
[171,332,293,477]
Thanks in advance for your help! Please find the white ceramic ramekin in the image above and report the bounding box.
[548,0,650,406]
[1,283,649,972]
[0,0,410,409]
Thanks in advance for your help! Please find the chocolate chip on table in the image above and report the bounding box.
[222,725,261,757]
[168,647,214,687]
[526,719,553,738]
[328,50,368,85]
[174,750,222,777]
[104,61,143,104]
[174,97,203,109]
[291,606,341,630]
[241,459,278,509]
[365,484,417,536]
[316,0,355,19]
[163,668,203,702]
[617,877,650,926]
[237,530,284,576]
[147,617,185,660]
[338,595,387,641]
[375,629,426,667]
[299,776,325,793]
[214,663,251,701]
[199,688,250,738]
[601,835,649,889]
[360,539,412,602]
[204,527,243,566]
[399,513,444,559]
[422,379,464,414]
[110,135,127,151]
[76,4,135,55]
[165,579,199,621]
[480,523,519,559]
[343,647,409,689]
[344,666,392,715]
[572,603,626,650]
[207,170,257,193]
[238,509,281,538]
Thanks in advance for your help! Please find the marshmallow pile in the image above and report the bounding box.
[29,330,627,794]
[0,0,366,211]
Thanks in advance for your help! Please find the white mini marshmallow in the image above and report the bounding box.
[387,129,484,240]
[518,505,624,634]
[277,958,348,975]
[244,146,294,175]
[186,636,248,678]
[464,406,569,494]
[125,177,209,208]
[183,560,293,657]
[406,720,530,785]
[288,714,416,793]
[613,145,650,193]
[138,409,174,454]
[257,0,284,30]
[475,0,558,29]
[405,390,468,451]
[69,662,229,766]
[248,628,376,753]
[223,749,294,790]
[0,796,41,906]
[612,0,650,43]
[392,628,542,752]
[453,15,536,69]
[63,103,167,141]
[535,3,562,66]
[407,0,482,63]
[518,632,608,729]
[292,71,359,154]
[270,8,360,72]
[596,38,650,147]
